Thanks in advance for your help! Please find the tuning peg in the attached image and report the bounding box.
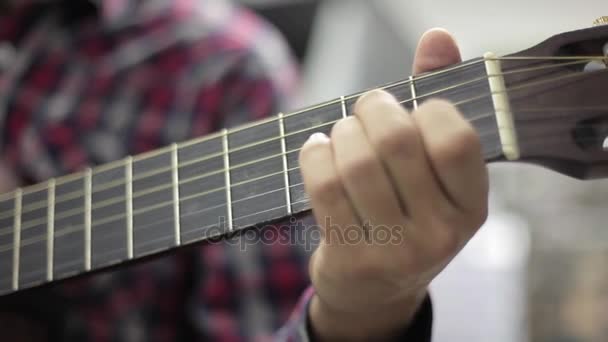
[594,17,608,64]
[594,16,608,26]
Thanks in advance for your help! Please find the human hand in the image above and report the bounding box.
[299,28,489,340]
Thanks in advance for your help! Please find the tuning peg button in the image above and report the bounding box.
[594,16,608,26]
[593,17,608,61]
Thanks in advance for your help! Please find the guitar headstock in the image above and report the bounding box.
[503,24,608,179]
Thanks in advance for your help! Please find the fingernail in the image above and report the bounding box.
[357,89,398,108]
[307,132,329,143]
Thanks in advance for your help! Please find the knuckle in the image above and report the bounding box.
[309,173,343,200]
[354,89,395,113]
[471,204,489,228]
[437,204,460,223]
[340,153,376,182]
[433,226,460,257]
[374,119,419,157]
[298,137,330,167]
[434,125,481,163]
[331,116,356,139]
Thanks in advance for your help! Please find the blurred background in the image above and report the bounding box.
[239,0,608,341]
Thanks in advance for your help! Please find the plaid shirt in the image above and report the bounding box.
[0,1,317,341]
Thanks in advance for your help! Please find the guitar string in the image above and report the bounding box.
[0,56,599,219]
[0,146,520,271]
[0,130,599,266]
[2,65,598,252]
[0,60,605,239]
[4,111,592,250]
[1,124,501,235]
[0,110,501,228]
[5,124,496,246]
[8,116,604,253]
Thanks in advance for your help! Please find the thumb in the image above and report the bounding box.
[413,28,461,75]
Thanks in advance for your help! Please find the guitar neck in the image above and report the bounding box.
[0,56,507,296]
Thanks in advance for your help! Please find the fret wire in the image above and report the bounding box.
[0,57,594,214]
[84,168,92,271]
[222,129,233,232]
[125,156,134,259]
[12,188,21,290]
[340,96,347,118]
[47,179,55,282]
[0,54,600,207]
[171,144,180,246]
[409,76,418,109]
[278,113,292,215]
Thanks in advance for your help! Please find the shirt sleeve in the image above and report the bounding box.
[274,287,434,342]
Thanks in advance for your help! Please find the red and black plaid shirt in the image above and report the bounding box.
[0,1,316,341]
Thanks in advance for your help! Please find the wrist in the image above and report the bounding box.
[309,289,427,341]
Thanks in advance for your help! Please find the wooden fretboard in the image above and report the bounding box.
[0,57,504,296]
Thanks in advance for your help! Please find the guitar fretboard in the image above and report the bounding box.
[0,57,504,296]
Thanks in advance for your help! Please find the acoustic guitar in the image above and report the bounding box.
[0,23,607,298]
